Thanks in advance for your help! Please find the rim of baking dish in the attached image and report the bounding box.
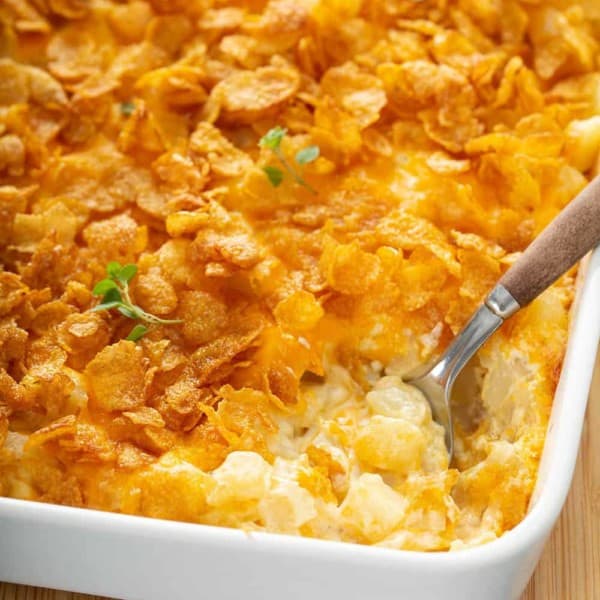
[1,248,599,572]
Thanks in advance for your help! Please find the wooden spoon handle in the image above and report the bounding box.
[499,176,600,307]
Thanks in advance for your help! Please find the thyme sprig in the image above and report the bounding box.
[91,262,182,341]
[259,126,320,194]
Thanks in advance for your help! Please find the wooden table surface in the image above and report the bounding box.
[1,352,599,600]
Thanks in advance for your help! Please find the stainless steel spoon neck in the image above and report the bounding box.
[485,284,520,319]
[405,285,520,458]
[431,285,520,389]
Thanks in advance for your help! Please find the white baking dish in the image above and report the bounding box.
[1,249,599,600]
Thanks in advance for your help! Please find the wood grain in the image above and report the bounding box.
[521,345,600,600]
[2,352,599,600]
[0,586,103,600]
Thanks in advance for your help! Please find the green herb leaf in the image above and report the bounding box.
[91,262,182,338]
[126,324,148,342]
[263,165,284,187]
[120,101,136,116]
[259,126,287,151]
[93,279,118,296]
[117,263,138,284]
[295,145,320,165]
[102,287,122,303]
[106,261,122,278]
[259,125,318,195]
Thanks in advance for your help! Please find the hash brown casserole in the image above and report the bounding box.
[0,0,599,551]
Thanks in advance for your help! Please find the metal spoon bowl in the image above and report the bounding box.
[405,175,600,458]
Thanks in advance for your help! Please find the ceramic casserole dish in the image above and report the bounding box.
[1,248,598,600]
[2,1,600,598]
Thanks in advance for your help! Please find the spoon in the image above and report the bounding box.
[406,175,600,458]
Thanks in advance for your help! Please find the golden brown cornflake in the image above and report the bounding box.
[18,237,79,296]
[426,152,471,175]
[84,341,146,412]
[30,300,74,336]
[213,64,300,124]
[2,0,50,33]
[0,369,26,412]
[198,8,245,34]
[107,2,152,42]
[457,249,501,301]
[312,98,363,161]
[0,412,8,449]
[39,0,88,20]
[0,320,29,369]
[244,0,308,45]
[22,64,68,108]
[273,290,324,332]
[191,215,263,271]
[450,231,506,260]
[529,6,597,81]
[321,241,382,295]
[133,269,178,316]
[116,442,155,470]
[136,65,207,109]
[11,202,79,253]
[189,122,253,178]
[179,290,227,345]
[190,326,264,386]
[83,214,147,265]
[0,185,31,244]
[394,247,449,312]
[56,312,111,369]
[378,59,484,151]
[320,63,386,129]
[153,151,209,196]
[0,134,25,176]
[155,378,213,432]
[56,422,117,464]
[25,414,77,448]
[0,272,28,317]
[376,211,461,276]
[47,22,111,82]
[216,385,276,448]
[0,60,25,103]
[122,406,165,428]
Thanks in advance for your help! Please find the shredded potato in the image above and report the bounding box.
[0,0,599,551]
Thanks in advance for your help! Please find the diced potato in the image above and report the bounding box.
[132,453,214,522]
[366,376,430,425]
[258,480,317,533]
[565,116,600,172]
[340,474,406,543]
[208,451,271,505]
[355,416,425,473]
